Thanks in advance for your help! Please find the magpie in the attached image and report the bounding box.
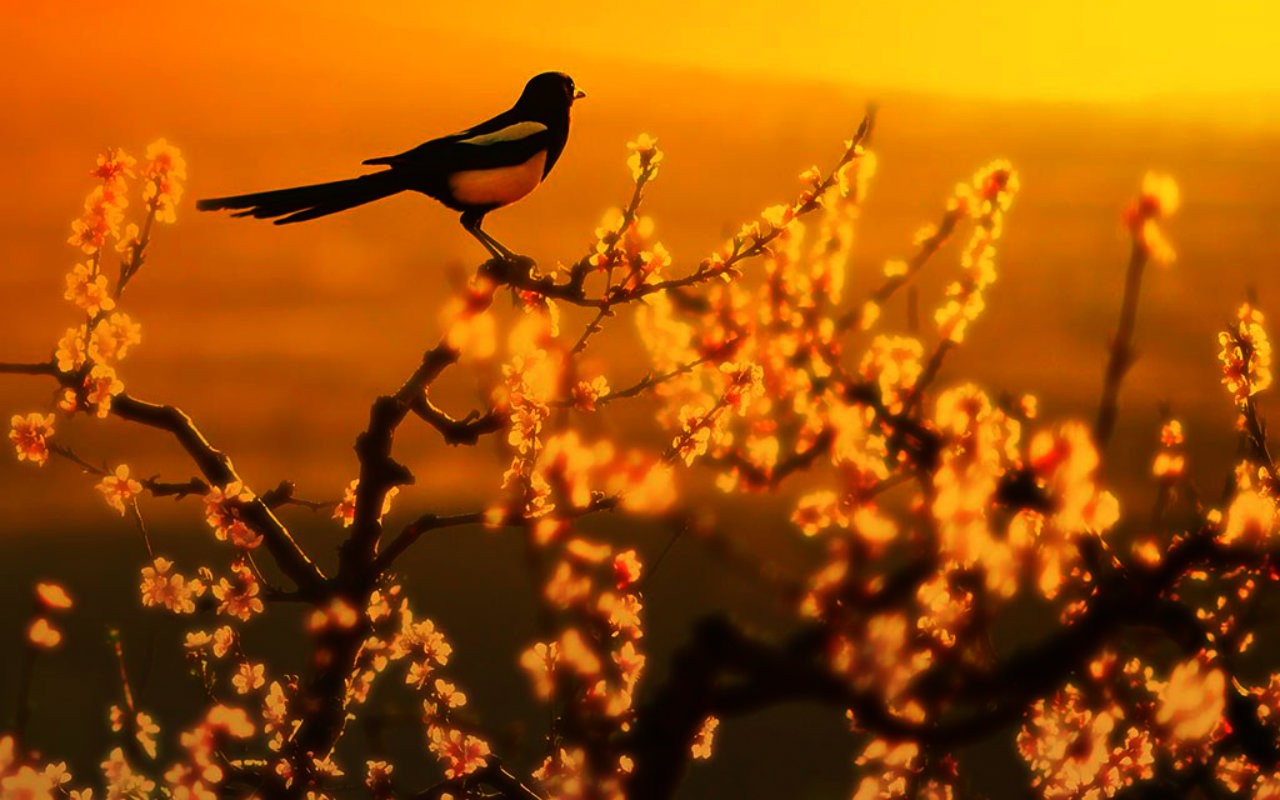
[196,72,584,260]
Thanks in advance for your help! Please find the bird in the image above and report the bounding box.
[196,72,585,261]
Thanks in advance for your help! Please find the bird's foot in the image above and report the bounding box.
[479,252,538,285]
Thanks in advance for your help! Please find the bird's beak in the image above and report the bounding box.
[573,89,587,101]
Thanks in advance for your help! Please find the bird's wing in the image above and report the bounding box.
[363,111,552,172]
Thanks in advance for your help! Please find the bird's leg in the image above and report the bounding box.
[475,225,520,261]
[460,211,506,261]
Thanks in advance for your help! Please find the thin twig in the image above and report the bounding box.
[1095,238,1149,449]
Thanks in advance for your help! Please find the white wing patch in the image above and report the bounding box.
[458,121,548,146]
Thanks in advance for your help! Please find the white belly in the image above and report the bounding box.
[448,150,547,207]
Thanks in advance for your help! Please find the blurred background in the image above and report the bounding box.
[2,2,1279,797]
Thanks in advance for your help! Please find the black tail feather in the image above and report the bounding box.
[197,171,405,224]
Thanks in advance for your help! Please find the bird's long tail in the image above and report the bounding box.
[196,171,405,225]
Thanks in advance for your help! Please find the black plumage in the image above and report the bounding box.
[197,72,584,259]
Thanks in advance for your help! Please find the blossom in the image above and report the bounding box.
[440,277,497,359]
[96,465,143,515]
[365,761,394,795]
[27,617,63,649]
[64,263,116,315]
[84,364,124,418]
[91,147,137,188]
[202,482,263,549]
[55,327,88,374]
[89,313,142,364]
[110,706,160,759]
[1018,687,1124,799]
[859,335,923,414]
[395,614,454,688]
[427,726,490,779]
[557,628,602,679]
[613,549,642,589]
[101,747,155,798]
[690,716,719,760]
[68,190,122,254]
[761,204,795,230]
[1219,303,1273,405]
[143,139,187,224]
[1124,172,1179,264]
[519,641,559,699]
[139,557,205,614]
[625,134,663,181]
[35,582,73,610]
[232,662,266,695]
[432,678,467,709]
[883,259,909,278]
[185,625,236,658]
[571,376,610,411]
[9,413,55,465]
[212,563,264,621]
[2,765,62,799]
[1155,656,1226,742]
[1222,486,1277,545]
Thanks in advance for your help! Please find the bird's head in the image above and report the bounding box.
[517,72,586,117]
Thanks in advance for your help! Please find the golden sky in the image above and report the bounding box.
[10,1,1280,104]
[459,0,1280,101]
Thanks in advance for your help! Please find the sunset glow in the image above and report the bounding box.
[3,5,1280,800]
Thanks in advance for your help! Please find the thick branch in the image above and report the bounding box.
[339,341,460,588]
[111,393,326,594]
[5,361,326,595]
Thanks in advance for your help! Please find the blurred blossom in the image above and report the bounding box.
[9,413,55,466]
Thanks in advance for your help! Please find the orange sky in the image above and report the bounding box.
[8,1,1280,105]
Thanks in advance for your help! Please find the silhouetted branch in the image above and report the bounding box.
[1095,238,1148,448]
[0,360,58,376]
[409,397,504,446]
[109,392,327,594]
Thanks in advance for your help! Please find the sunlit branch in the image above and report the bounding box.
[108,630,155,765]
[1094,238,1149,449]
[479,109,877,311]
[408,395,504,446]
[249,480,330,512]
[551,352,721,409]
[373,510,486,574]
[109,392,326,595]
[16,376,327,594]
[714,428,834,490]
[1236,358,1276,479]
[839,205,965,333]
[376,493,620,574]
[565,149,657,293]
[115,187,160,298]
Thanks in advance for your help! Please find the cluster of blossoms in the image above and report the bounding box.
[204,481,263,548]
[8,141,184,459]
[1220,302,1274,407]
[933,160,1019,344]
